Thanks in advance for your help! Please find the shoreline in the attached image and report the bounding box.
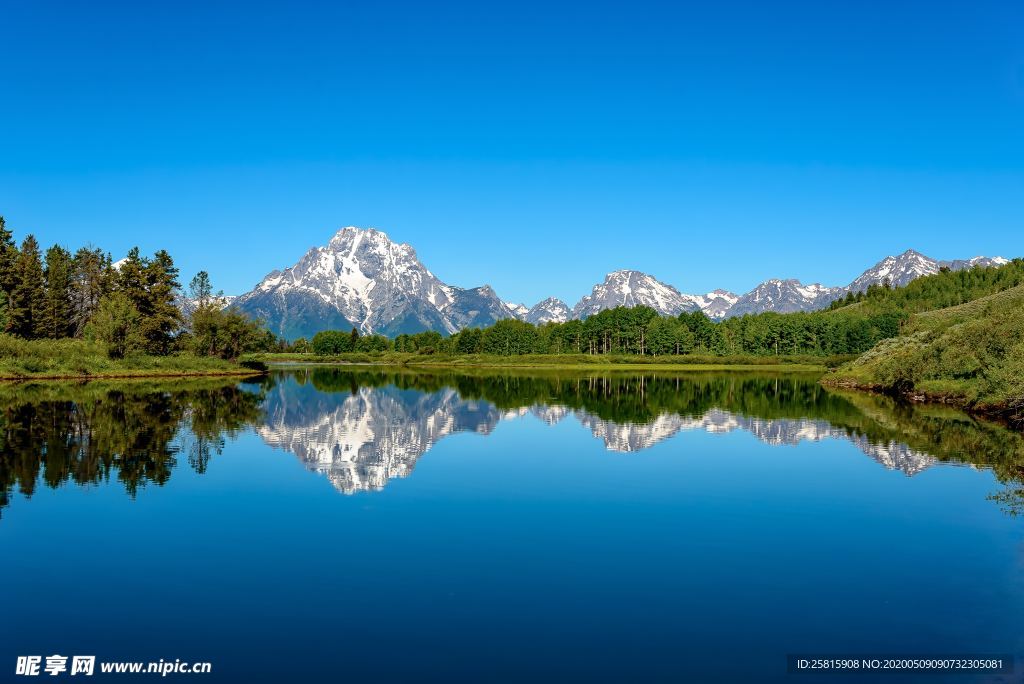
[822,376,1022,427]
[0,369,266,382]
[267,360,828,372]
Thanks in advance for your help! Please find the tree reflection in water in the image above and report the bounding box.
[2,369,1023,517]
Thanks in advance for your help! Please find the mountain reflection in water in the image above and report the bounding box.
[2,369,1023,514]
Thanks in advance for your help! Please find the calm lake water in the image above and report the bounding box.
[2,368,1024,682]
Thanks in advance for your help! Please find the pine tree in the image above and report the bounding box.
[70,247,113,336]
[0,216,19,302]
[5,235,47,338]
[42,244,74,338]
[117,247,149,312]
[140,249,182,355]
[189,271,213,307]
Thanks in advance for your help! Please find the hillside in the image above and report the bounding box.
[825,284,1024,421]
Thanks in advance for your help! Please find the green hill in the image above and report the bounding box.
[825,283,1024,421]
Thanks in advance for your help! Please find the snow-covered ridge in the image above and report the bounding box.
[230,227,1010,337]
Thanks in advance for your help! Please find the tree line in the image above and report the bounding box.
[0,215,281,359]
[308,306,904,358]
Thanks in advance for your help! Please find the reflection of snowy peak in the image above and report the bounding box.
[257,381,500,493]
[574,412,688,452]
[257,382,940,495]
[569,408,935,474]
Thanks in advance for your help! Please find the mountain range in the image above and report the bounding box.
[231,226,1009,340]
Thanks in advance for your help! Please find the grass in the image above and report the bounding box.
[824,284,1024,420]
[0,334,262,380]
[245,351,846,372]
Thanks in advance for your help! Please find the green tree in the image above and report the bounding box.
[140,249,182,355]
[189,270,213,307]
[87,291,143,358]
[0,215,18,301]
[42,244,74,338]
[117,247,148,309]
[5,235,47,338]
[70,247,112,336]
[311,330,353,355]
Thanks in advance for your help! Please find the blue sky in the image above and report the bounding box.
[1,0,1022,305]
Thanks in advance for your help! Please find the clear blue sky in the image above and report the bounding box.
[1,0,1022,305]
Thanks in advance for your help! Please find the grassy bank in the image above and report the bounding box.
[824,284,1024,421]
[0,335,264,380]
[246,351,849,372]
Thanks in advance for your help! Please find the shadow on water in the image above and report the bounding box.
[2,368,1023,516]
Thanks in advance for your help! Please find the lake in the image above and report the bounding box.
[2,368,1023,682]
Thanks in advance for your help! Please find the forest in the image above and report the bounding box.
[0,215,281,362]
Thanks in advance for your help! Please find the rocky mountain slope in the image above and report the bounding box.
[229,227,1009,337]
[233,227,518,340]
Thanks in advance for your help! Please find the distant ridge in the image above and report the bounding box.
[230,227,1009,339]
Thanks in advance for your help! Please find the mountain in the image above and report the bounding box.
[725,279,844,317]
[846,249,1010,293]
[684,289,740,319]
[176,293,236,320]
[525,297,571,325]
[571,270,702,319]
[504,301,530,319]
[232,228,1010,336]
[942,255,1009,272]
[233,227,516,340]
[846,249,941,293]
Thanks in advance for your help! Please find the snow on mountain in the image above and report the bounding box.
[176,293,237,320]
[725,279,845,317]
[525,297,571,324]
[683,289,740,319]
[941,255,1010,272]
[571,270,702,319]
[845,249,1010,295]
[504,301,530,319]
[232,228,1012,337]
[233,227,515,340]
[846,249,941,293]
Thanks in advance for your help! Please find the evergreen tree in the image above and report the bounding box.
[42,244,74,338]
[141,249,182,355]
[189,271,213,307]
[0,216,18,299]
[117,247,148,312]
[5,235,46,338]
[70,247,112,336]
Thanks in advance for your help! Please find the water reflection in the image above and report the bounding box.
[0,378,266,517]
[2,369,1023,515]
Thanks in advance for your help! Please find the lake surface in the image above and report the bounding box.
[2,368,1024,682]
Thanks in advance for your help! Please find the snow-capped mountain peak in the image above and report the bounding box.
[846,248,939,293]
[525,297,571,324]
[726,279,844,317]
[572,270,700,319]
[234,226,514,340]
